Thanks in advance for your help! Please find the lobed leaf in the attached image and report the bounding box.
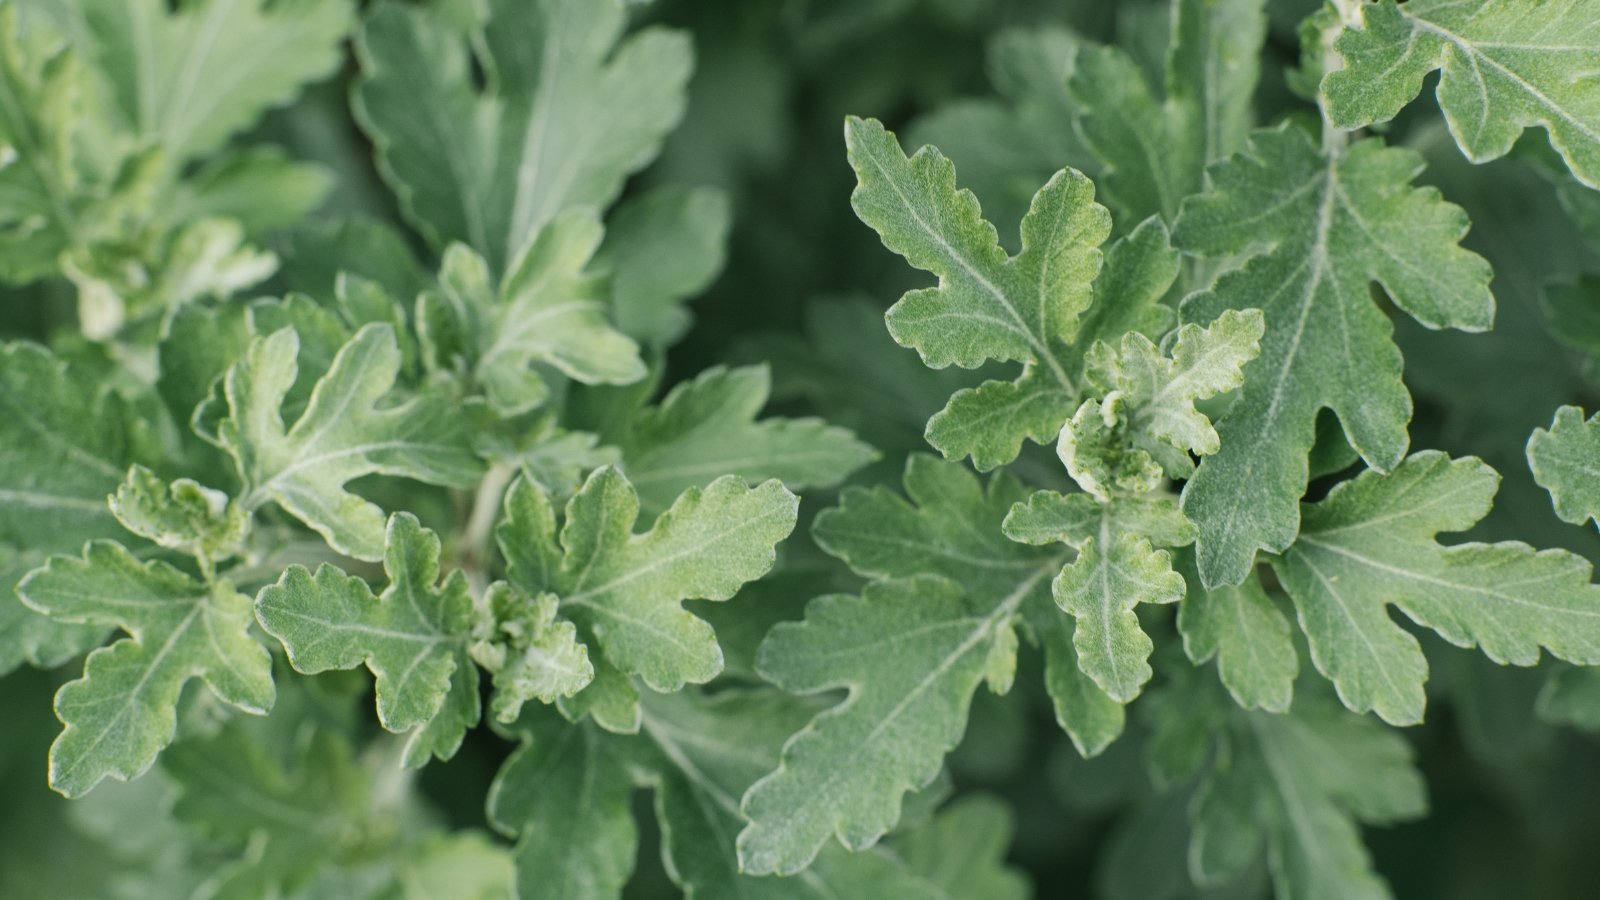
[18,542,273,796]
[845,115,1110,470]
[1175,125,1494,587]
[1272,451,1600,725]
[256,513,482,766]
[219,323,482,561]
[355,0,691,274]
[1324,0,1600,188]
[738,456,1067,874]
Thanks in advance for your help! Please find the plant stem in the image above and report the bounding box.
[459,461,516,593]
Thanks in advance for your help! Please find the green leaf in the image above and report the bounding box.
[469,583,593,724]
[887,795,1030,900]
[845,115,1111,471]
[354,0,691,274]
[219,323,482,561]
[638,690,958,900]
[17,541,273,796]
[0,342,128,673]
[74,0,352,160]
[1536,665,1600,732]
[1087,308,1264,465]
[163,722,368,896]
[1004,490,1195,702]
[108,465,247,562]
[1175,552,1297,713]
[1323,0,1600,188]
[1176,686,1427,900]
[1527,405,1600,529]
[594,184,730,347]
[497,468,797,693]
[1067,45,1200,227]
[489,715,636,900]
[738,456,1063,875]
[1175,125,1494,587]
[0,9,105,282]
[490,692,965,900]
[432,213,647,416]
[609,364,878,514]
[1271,451,1600,725]
[1167,0,1269,167]
[256,513,482,766]
[1059,308,1263,501]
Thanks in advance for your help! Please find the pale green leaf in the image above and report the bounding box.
[594,184,730,347]
[638,690,955,900]
[1324,0,1600,188]
[1527,405,1600,529]
[108,465,247,562]
[610,364,878,514]
[1053,534,1184,703]
[219,323,482,561]
[1087,307,1264,463]
[738,456,1063,875]
[17,541,274,796]
[354,0,691,274]
[433,212,646,416]
[1175,553,1297,713]
[1004,490,1194,702]
[1175,125,1494,587]
[497,468,797,693]
[845,115,1110,471]
[920,216,1181,472]
[256,513,481,765]
[74,0,351,159]
[469,583,593,724]
[1272,451,1600,725]
[0,342,127,673]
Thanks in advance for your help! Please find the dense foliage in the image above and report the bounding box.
[4,0,1600,897]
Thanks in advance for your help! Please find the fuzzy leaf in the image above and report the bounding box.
[1176,555,1297,713]
[1004,490,1195,702]
[354,0,691,274]
[1086,308,1264,463]
[845,115,1110,471]
[1527,405,1600,529]
[17,542,274,796]
[1323,0,1600,188]
[738,456,1064,875]
[219,324,482,561]
[256,513,480,765]
[497,468,797,693]
[1272,451,1600,725]
[0,343,127,672]
[433,214,646,415]
[1175,125,1494,587]
[108,465,247,562]
[490,693,969,900]
[610,365,878,514]
[470,583,593,724]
